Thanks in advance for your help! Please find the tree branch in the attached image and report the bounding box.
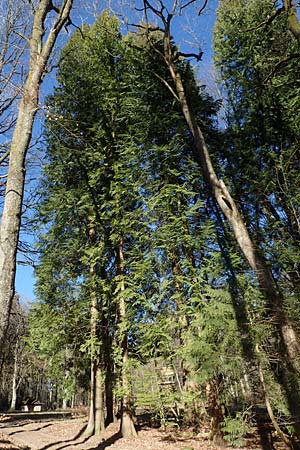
[177,50,203,61]
[244,6,285,32]
[264,52,300,83]
[153,71,179,101]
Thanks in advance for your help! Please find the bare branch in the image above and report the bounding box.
[180,0,197,13]
[179,0,208,15]
[198,0,208,16]
[177,50,203,61]
[0,150,10,166]
[153,71,179,101]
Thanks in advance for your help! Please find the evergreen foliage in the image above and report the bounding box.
[12,3,300,447]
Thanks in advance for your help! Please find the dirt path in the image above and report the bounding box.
[0,416,225,450]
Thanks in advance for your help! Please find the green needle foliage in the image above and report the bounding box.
[28,8,273,442]
[214,0,300,439]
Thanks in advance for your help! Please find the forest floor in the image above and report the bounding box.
[0,412,288,450]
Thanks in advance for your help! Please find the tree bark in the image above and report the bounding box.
[116,239,137,438]
[0,0,73,348]
[284,0,300,43]
[160,19,300,377]
[206,377,226,446]
[84,253,105,437]
[85,359,96,437]
[103,329,115,426]
[94,366,105,435]
[9,344,19,411]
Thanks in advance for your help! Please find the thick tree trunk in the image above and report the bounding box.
[162,26,300,376]
[0,0,73,349]
[116,239,137,438]
[85,359,96,437]
[284,0,300,43]
[94,366,105,435]
[165,26,300,372]
[120,345,137,438]
[206,377,226,446]
[104,332,115,426]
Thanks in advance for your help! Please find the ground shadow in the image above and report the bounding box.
[9,423,52,436]
[38,424,90,450]
[0,437,30,450]
[40,435,91,450]
[39,431,122,450]
[83,431,122,450]
[257,422,274,450]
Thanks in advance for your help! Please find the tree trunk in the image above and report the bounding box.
[94,366,105,435]
[206,377,226,446]
[84,255,105,437]
[104,332,115,426]
[85,359,96,437]
[9,348,18,411]
[116,239,137,438]
[0,0,73,348]
[284,0,300,43]
[140,17,300,428]
[161,23,300,374]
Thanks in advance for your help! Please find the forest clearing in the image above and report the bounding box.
[1,1,300,450]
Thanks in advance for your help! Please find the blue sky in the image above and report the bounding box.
[14,0,218,303]
[16,264,35,303]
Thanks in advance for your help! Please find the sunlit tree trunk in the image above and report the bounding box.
[85,358,96,437]
[9,343,19,411]
[0,0,73,349]
[116,239,137,438]
[94,366,105,435]
[85,251,105,437]
[158,14,300,375]
[158,21,300,441]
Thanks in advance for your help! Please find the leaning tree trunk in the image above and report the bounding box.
[138,13,300,432]
[165,19,300,372]
[161,22,300,376]
[0,0,73,349]
[116,239,137,438]
[284,0,300,44]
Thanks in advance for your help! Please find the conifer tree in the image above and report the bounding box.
[34,8,231,441]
